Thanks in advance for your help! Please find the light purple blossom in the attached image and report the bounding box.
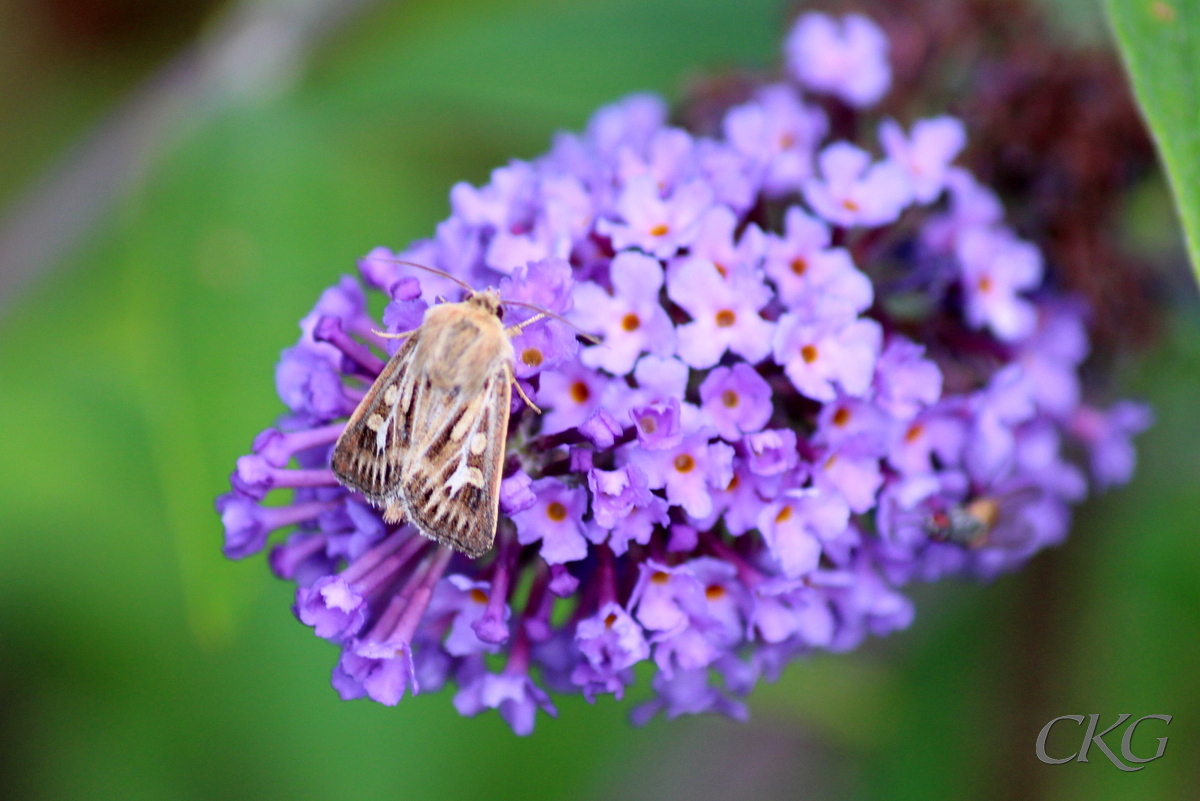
[773,314,883,402]
[699,363,774,441]
[572,250,676,375]
[668,255,775,368]
[803,142,912,228]
[763,207,872,321]
[879,116,966,203]
[785,12,891,108]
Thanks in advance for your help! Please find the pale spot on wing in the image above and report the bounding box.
[450,410,474,442]
[444,463,486,496]
[374,414,390,452]
[470,432,488,455]
[383,384,399,405]
[366,414,384,431]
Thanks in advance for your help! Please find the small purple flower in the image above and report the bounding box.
[668,255,775,368]
[627,434,734,519]
[879,116,966,204]
[572,602,651,701]
[872,337,944,421]
[1070,402,1154,489]
[956,226,1043,342]
[538,361,610,436]
[759,488,850,578]
[743,429,800,476]
[723,84,828,195]
[572,251,676,375]
[511,478,589,564]
[802,142,912,228]
[773,314,883,402]
[699,363,774,441]
[597,174,713,259]
[763,207,872,321]
[785,12,891,108]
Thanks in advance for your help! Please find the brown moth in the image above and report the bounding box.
[331,287,543,558]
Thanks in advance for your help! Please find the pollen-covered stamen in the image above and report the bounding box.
[231,454,339,501]
[521,348,544,367]
[253,423,346,467]
[313,315,386,376]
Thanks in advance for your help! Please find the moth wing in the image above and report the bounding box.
[398,361,512,558]
[331,334,422,503]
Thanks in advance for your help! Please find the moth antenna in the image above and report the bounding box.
[502,299,601,344]
[377,258,475,294]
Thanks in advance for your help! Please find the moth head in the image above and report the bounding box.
[468,287,504,318]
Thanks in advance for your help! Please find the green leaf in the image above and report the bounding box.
[1105,0,1200,283]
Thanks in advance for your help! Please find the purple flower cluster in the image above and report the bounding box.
[218,11,1151,733]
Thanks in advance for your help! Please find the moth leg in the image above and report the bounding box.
[373,328,420,340]
[382,500,407,525]
[512,377,542,414]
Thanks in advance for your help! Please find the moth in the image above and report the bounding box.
[331,271,553,559]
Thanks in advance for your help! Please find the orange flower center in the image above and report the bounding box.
[546,501,568,522]
[649,223,670,237]
[673,454,696,473]
[832,407,851,427]
[650,571,671,585]
[790,257,808,276]
[705,584,727,600]
[604,612,618,628]
[721,389,739,408]
[570,381,590,403]
[521,348,544,367]
[801,344,819,363]
[978,275,994,293]
[470,588,489,604]
[639,415,657,434]
[715,309,737,328]
[842,198,860,212]
[905,423,925,443]
[775,505,793,523]
[621,312,641,332]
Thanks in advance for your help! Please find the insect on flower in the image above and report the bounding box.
[331,261,583,558]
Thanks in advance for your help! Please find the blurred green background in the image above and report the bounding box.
[0,0,1197,798]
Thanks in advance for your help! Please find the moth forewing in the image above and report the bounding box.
[330,333,420,503]
[330,288,519,558]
